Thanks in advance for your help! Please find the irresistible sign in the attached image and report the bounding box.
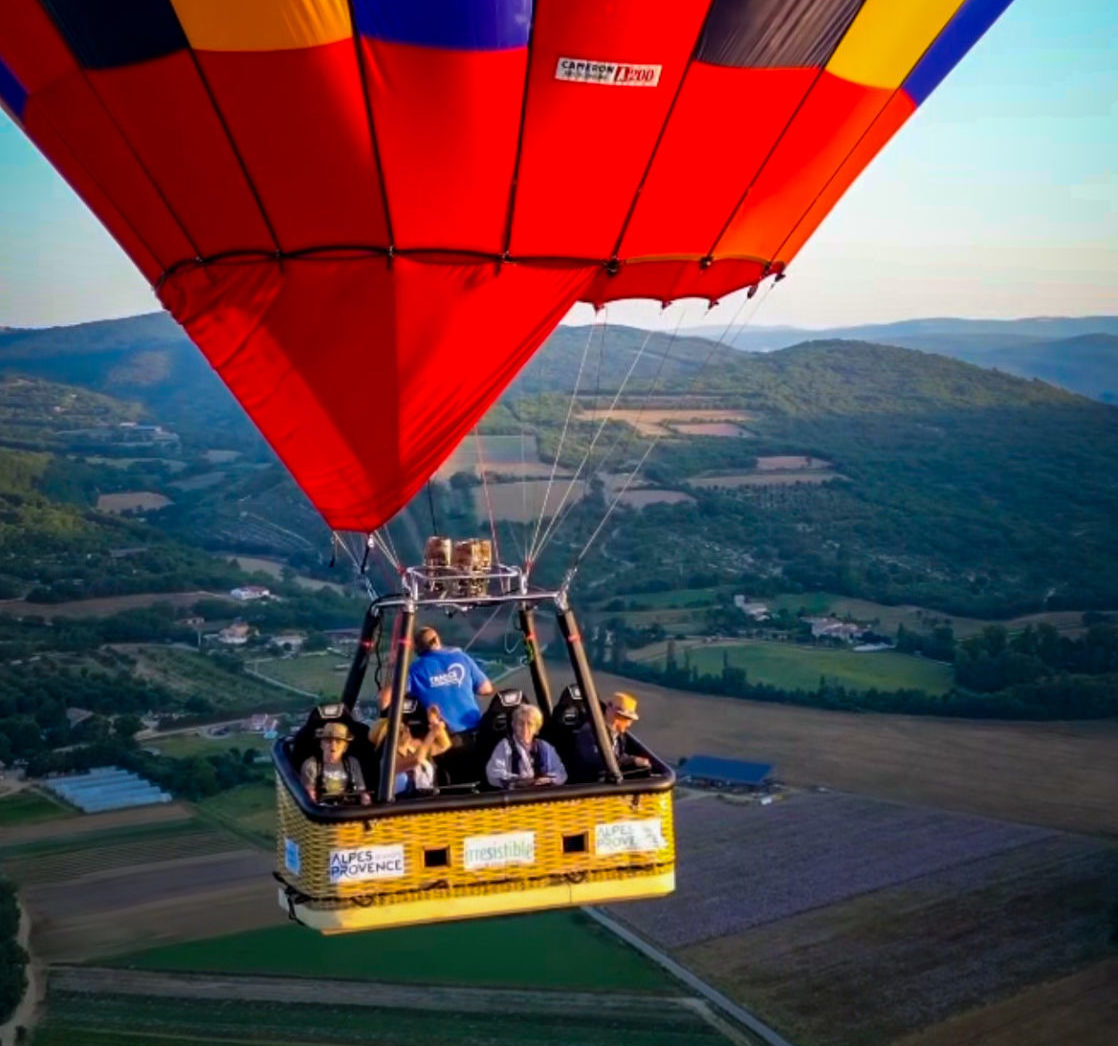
[595,819,666,856]
[555,56,662,87]
[328,844,406,884]
[463,831,536,871]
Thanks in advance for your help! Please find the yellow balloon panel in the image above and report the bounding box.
[171,0,352,52]
[827,0,968,90]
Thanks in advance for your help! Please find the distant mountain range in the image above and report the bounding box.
[679,315,1118,403]
[2,312,1116,416]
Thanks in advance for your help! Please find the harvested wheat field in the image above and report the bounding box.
[510,665,1118,835]
[579,408,752,438]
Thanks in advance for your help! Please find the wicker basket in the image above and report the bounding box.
[275,773,675,933]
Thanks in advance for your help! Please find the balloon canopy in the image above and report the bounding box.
[0,0,1013,530]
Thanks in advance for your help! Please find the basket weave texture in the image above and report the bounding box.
[276,774,675,906]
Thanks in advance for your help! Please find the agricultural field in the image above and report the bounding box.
[95,491,172,513]
[755,455,832,470]
[146,730,270,761]
[0,788,71,827]
[434,433,545,479]
[135,647,308,713]
[512,665,1118,835]
[891,958,1118,1046]
[195,781,276,844]
[471,478,587,522]
[1,819,243,887]
[644,637,954,694]
[225,554,347,594]
[655,796,1118,1046]
[0,590,226,619]
[578,408,752,438]
[168,471,226,491]
[688,470,840,488]
[112,909,675,993]
[249,652,370,701]
[37,986,726,1046]
[616,489,695,507]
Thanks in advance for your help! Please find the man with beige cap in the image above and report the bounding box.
[573,691,652,779]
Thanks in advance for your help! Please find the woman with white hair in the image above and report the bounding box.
[485,703,567,789]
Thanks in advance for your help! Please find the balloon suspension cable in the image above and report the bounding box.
[531,311,661,562]
[544,301,690,547]
[368,528,402,576]
[332,531,380,602]
[329,532,337,569]
[462,602,506,654]
[566,277,780,578]
[473,428,503,566]
[381,521,403,573]
[526,309,601,569]
[425,480,439,536]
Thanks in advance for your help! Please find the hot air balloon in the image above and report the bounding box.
[0,0,1016,932]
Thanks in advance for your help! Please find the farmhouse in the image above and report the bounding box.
[679,754,775,792]
[230,585,271,601]
[733,595,770,620]
[217,621,252,645]
[806,616,865,642]
[270,631,306,653]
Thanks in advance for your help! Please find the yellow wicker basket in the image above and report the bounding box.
[274,767,675,933]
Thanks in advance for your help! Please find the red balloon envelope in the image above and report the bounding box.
[0,0,1013,530]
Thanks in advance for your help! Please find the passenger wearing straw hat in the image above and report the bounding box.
[573,691,652,779]
[300,721,371,806]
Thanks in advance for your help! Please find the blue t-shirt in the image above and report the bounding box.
[407,648,487,733]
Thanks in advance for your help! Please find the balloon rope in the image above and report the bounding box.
[526,310,600,567]
[463,602,505,654]
[569,278,779,572]
[542,301,689,550]
[473,428,502,566]
[532,313,661,560]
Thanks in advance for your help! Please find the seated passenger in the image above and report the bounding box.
[486,704,567,789]
[300,722,370,806]
[377,705,451,796]
[573,692,651,779]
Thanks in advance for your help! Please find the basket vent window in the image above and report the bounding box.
[424,847,450,868]
[562,833,588,854]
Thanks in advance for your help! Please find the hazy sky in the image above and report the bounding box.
[1,0,1114,331]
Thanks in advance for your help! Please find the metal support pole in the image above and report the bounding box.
[556,604,621,782]
[518,605,553,714]
[376,602,416,803]
[340,605,381,711]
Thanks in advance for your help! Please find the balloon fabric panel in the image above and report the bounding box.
[361,38,525,252]
[38,0,188,69]
[0,57,26,119]
[191,43,389,252]
[696,0,864,69]
[776,90,915,263]
[86,53,277,257]
[352,0,532,50]
[159,257,595,530]
[170,0,354,52]
[618,64,818,260]
[508,0,713,261]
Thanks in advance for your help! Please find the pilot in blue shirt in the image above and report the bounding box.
[406,626,494,734]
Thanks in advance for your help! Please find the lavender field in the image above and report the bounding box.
[619,791,1058,948]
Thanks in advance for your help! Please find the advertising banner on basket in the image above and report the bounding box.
[463,831,536,871]
[595,819,666,855]
[328,844,406,884]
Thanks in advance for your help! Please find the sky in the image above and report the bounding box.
[1,0,1115,332]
